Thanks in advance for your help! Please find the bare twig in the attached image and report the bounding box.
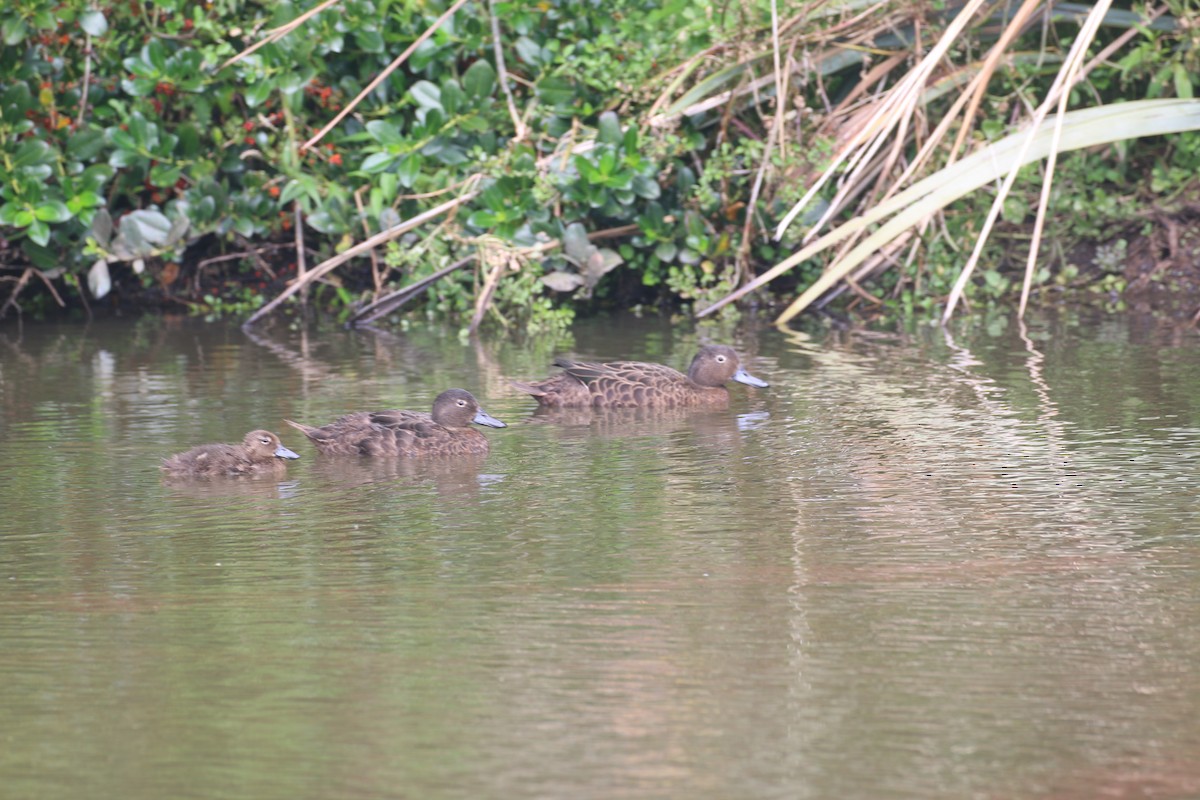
[220,0,343,71]
[469,251,507,334]
[293,201,308,305]
[352,189,383,298]
[77,34,92,128]
[302,0,472,151]
[243,188,479,327]
[349,257,474,327]
[487,0,526,140]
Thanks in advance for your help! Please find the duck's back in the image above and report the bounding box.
[162,443,262,477]
[549,358,728,408]
[288,410,489,456]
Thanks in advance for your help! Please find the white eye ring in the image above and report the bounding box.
[716,355,726,362]
[457,399,466,406]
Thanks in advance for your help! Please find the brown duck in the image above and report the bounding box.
[161,430,300,478]
[512,345,768,409]
[285,388,506,457]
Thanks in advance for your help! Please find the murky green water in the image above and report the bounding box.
[2,310,1200,799]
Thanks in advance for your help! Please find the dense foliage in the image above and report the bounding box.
[2,1,1199,326]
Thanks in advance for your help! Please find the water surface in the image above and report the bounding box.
[2,311,1199,799]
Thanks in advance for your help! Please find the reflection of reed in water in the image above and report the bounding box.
[306,453,497,497]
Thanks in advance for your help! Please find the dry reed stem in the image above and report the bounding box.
[942,0,1113,322]
[948,0,1043,162]
[775,0,990,239]
[1017,0,1117,318]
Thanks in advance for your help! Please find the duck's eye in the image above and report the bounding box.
[716,355,726,363]
[259,437,271,445]
[457,399,466,406]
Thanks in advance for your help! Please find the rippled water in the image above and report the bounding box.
[2,311,1199,799]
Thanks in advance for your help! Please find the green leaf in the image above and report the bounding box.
[68,128,106,160]
[2,17,28,46]
[441,80,464,117]
[631,174,661,200]
[243,81,272,108]
[396,154,421,187]
[536,76,576,107]
[361,151,399,173]
[597,111,622,145]
[107,127,137,151]
[80,10,108,37]
[379,172,398,199]
[515,37,543,67]
[13,140,53,169]
[463,60,496,99]
[22,239,57,270]
[122,209,172,246]
[67,191,103,214]
[563,222,592,262]
[28,219,51,246]
[0,203,22,225]
[305,211,340,234]
[354,28,384,53]
[279,179,308,206]
[127,112,151,148]
[409,81,442,110]
[1174,63,1193,99]
[366,119,404,146]
[467,210,498,228]
[574,155,598,182]
[145,40,168,73]
[150,163,182,188]
[34,201,72,223]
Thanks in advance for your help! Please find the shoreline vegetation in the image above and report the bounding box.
[2,1,1200,330]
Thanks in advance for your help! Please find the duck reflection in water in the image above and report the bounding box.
[306,453,501,499]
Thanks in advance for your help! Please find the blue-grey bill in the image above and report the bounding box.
[275,445,301,459]
[732,367,769,388]
[473,409,507,428]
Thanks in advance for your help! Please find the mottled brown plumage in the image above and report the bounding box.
[512,345,769,409]
[161,430,300,478]
[285,388,506,457]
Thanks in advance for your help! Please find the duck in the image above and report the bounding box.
[161,430,300,478]
[512,344,768,409]
[285,388,506,457]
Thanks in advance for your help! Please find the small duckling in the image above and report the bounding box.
[161,430,300,478]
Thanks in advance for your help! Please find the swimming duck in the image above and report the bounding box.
[285,388,506,457]
[161,430,300,478]
[512,345,768,409]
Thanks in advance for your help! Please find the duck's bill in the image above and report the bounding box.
[275,445,301,459]
[473,409,507,428]
[732,367,769,388]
